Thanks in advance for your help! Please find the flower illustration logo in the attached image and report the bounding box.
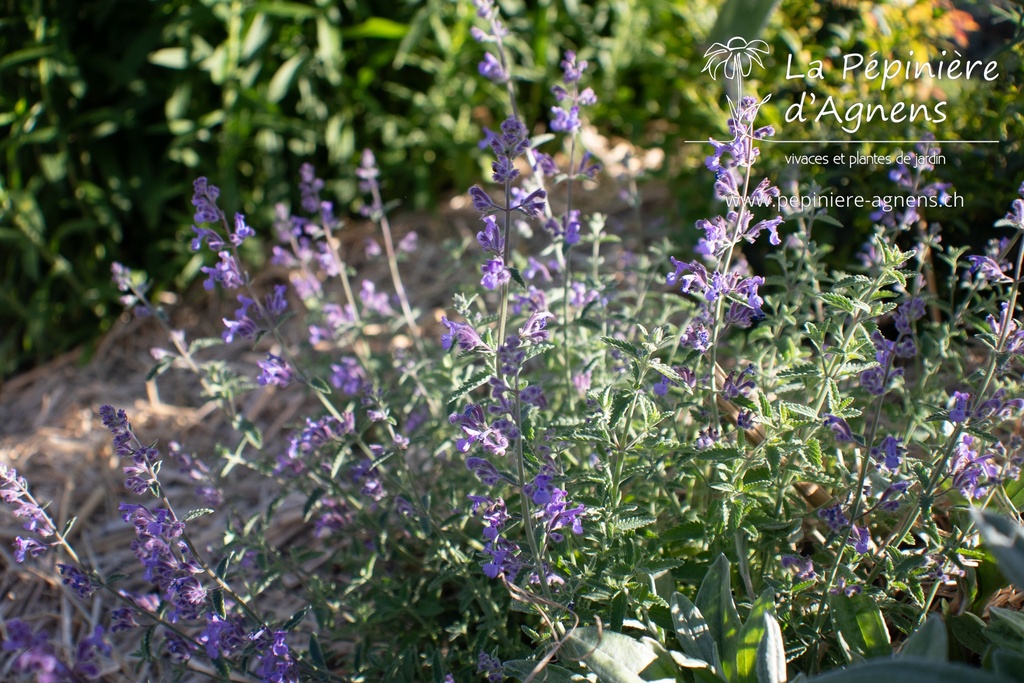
[702,37,770,81]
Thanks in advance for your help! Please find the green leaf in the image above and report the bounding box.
[509,266,526,289]
[974,510,1024,589]
[949,612,988,654]
[502,659,579,682]
[987,607,1024,653]
[829,592,891,659]
[282,605,310,631]
[671,592,719,670]
[601,336,643,360]
[756,613,787,683]
[560,627,657,683]
[341,17,409,40]
[267,53,305,103]
[148,47,188,69]
[309,632,327,669]
[615,515,657,533]
[818,292,857,315]
[184,508,215,522]
[212,588,225,618]
[309,376,332,394]
[446,370,492,410]
[802,658,1006,683]
[696,554,742,678]
[735,588,774,683]
[708,0,780,42]
[899,615,947,661]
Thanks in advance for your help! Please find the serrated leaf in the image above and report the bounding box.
[778,363,820,380]
[188,336,224,353]
[601,336,643,360]
[780,402,819,421]
[649,360,685,384]
[446,370,492,410]
[184,508,215,522]
[615,515,657,532]
[818,292,857,314]
[509,266,526,289]
[609,391,632,430]
[805,438,823,469]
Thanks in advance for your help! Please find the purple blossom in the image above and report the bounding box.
[519,310,554,344]
[538,487,586,542]
[200,250,245,290]
[254,630,299,683]
[450,404,511,457]
[818,502,849,533]
[257,354,292,387]
[781,555,816,580]
[58,564,95,599]
[469,185,499,213]
[440,316,489,353]
[482,537,524,582]
[481,257,511,290]
[823,414,855,443]
[478,52,507,82]
[950,391,970,422]
[192,177,222,224]
[848,525,870,554]
[359,280,394,315]
[871,435,905,473]
[466,457,506,486]
[330,357,366,395]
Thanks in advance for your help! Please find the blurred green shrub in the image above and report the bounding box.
[1,0,1020,378]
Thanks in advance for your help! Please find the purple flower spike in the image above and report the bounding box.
[257,354,292,387]
[441,316,489,353]
[822,414,855,443]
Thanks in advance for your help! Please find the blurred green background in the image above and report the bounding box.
[1,0,1022,378]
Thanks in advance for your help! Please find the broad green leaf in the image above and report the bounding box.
[899,615,947,661]
[267,54,305,103]
[696,554,742,677]
[735,588,774,683]
[560,627,656,683]
[148,47,188,69]
[949,612,989,654]
[342,17,409,40]
[829,592,891,660]
[756,613,787,683]
[708,0,780,42]
[986,607,1024,653]
[803,658,1006,683]
[974,510,1024,589]
[502,659,579,683]
[671,592,719,671]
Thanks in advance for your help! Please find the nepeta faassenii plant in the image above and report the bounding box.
[3,2,1024,682]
